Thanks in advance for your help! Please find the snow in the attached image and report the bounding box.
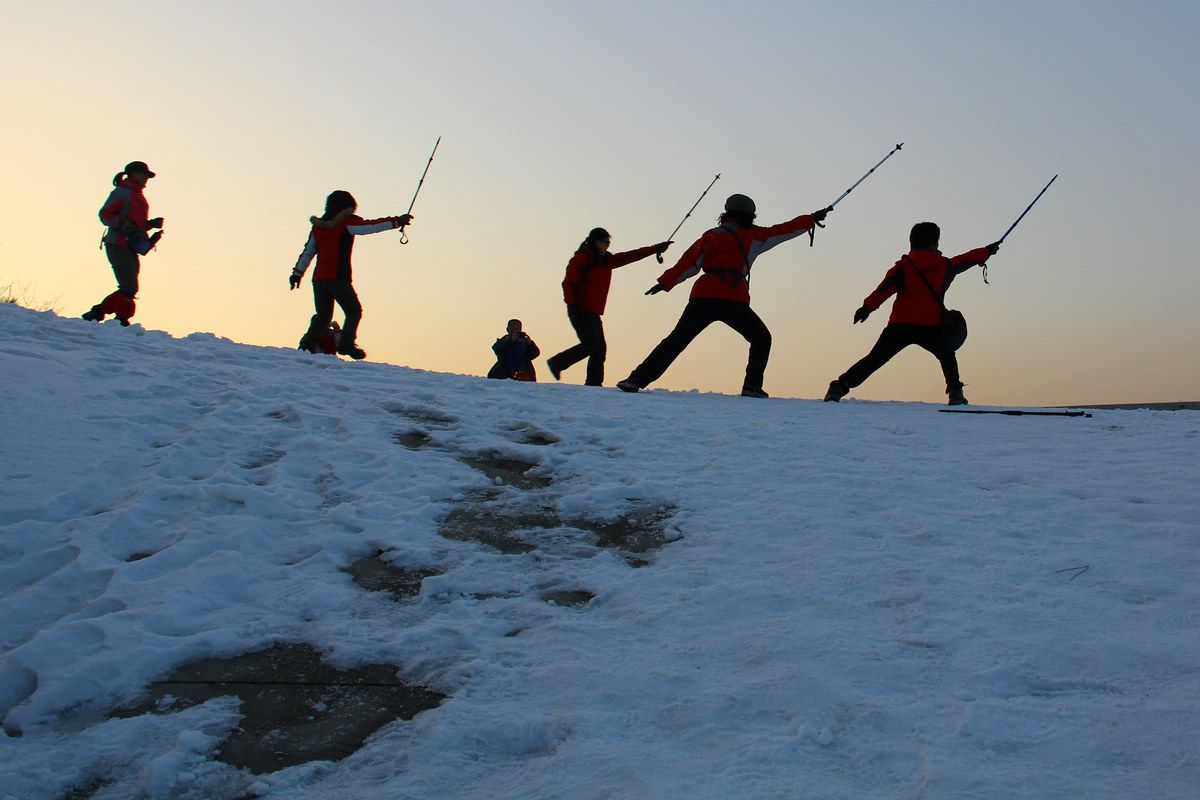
[2,301,1199,799]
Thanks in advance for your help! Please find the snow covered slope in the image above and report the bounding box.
[2,303,1198,799]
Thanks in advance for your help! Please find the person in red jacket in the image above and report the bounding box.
[82,161,164,325]
[823,221,999,405]
[545,228,671,386]
[289,190,411,360]
[617,194,830,397]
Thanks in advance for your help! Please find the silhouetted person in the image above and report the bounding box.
[290,190,411,360]
[824,221,999,406]
[617,194,829,397]
[546,228,670,386]
[83,161,163,325]
[489,319,540,381]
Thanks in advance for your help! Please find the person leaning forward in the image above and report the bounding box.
[617,194,830,398]
[545,228,671,386]
[823,221,999,406]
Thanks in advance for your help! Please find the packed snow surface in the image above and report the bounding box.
[2,302,1199,799]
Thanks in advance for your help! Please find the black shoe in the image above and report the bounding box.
[81,307,104,322]
[337,344,367,360]
[118,318,132,327]
[824,379,849,402]
[548,359,562,381]
[616,379,641,393]
[740,387,769,398]
[947,387,968,406]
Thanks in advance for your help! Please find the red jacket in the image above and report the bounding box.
[863,247,993,326]
[293,215,405,282]
[657,214,817,304]
[561,244,657,315]
[99,180,149,248]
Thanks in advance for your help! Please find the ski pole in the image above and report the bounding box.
[399,136,441,244]
[656,173,721,263]
[827,143,903,209]
[998,174,1057,243]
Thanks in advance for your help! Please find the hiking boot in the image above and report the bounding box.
[337,344,367,360]
[824,379,849,402]
[548,359,562,381]
[947,387,968,406]
[740,387,769,398]
[616,379,641,393]
[118,318,132,327]
[81,306,104,322]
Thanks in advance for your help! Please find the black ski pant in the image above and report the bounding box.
[548,308,607,386]
[839,322,962,392]
[301,278,362,351]
[626,298,771,391]
[105,244,140,296]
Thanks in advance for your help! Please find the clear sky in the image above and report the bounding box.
[4,1,1198,405]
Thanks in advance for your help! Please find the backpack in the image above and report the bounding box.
[903,255,968,351]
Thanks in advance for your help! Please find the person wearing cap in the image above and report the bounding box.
[82,161,163,325]
[823,222,999,406]
[545,228,671,386]
[616,194,829,397]
[289,190,411,360]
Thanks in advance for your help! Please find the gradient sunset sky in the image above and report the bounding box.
[5,1,1198,405]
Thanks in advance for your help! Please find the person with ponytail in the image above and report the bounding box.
[82,161,163,325]
[545,228,671,386]
[289,190,411,360]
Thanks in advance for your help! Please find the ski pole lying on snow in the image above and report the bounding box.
[399,136,441,244]
[656,173,721,263]
[939,408,1091,418]
[827,143,903,210]
[998,174,1057,243]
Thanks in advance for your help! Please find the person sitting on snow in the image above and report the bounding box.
[488,319,540,381]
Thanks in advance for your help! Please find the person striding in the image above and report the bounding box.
[546,228,671,386]
[824,221,999,405]
[617,194,829,397]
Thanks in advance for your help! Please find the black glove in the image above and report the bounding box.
[147,231,163,248]
[986,241,1001,256]
[645,283,666,295]
[654,240,673,255]
[147,217,164,229]
[853,305,871,324]
[289,273,302,290]
[397,214,413,227]
[812,206,832,223]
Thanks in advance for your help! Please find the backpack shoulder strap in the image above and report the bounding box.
[902,254,948,311]
[707,229,753,286]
